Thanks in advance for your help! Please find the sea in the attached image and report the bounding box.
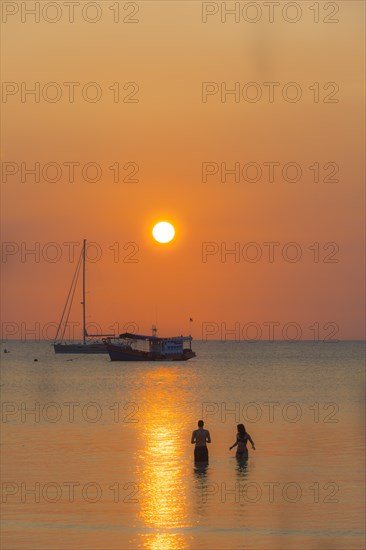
[1,341,365,550]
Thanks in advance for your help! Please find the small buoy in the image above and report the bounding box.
[33,358,38,362]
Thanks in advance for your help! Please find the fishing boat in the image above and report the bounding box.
[104,327,196,361]
[53,239,113,354]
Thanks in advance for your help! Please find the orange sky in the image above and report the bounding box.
[1,1,365,340]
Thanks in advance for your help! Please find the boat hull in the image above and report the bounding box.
[105,343,196,362]
[53,343,107,354]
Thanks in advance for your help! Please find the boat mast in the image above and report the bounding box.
[82,239,86,344]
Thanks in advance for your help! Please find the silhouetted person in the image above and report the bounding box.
[229,423,255,460]
[191,420,211,463]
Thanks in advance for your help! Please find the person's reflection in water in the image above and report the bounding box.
[193,461,209,480]
[192,461,209,515]
[235,454,249,477]
[234,454,250,514]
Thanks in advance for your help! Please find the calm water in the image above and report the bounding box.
[1,341,365,549]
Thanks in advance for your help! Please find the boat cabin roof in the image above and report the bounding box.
[119,332,192,342]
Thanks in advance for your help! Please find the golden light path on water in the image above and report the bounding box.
[134,367,193,550]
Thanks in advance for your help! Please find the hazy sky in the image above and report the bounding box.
[1,1,365,340]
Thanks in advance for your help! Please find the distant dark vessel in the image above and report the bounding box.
[53,239,113,354]
[54,341,107,354]
[104,328,196,361]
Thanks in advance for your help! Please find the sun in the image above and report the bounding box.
[152,221,175,244]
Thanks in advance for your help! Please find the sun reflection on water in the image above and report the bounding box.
[135,368,193,549]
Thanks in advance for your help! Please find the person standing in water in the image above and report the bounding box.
[229,424,255,460]
[191,420,211,463]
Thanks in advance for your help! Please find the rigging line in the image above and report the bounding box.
[54,248,83,342]
[57,251,82,342]
[60,254,83,342]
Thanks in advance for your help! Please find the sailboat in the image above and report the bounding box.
[53,239,113,354]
